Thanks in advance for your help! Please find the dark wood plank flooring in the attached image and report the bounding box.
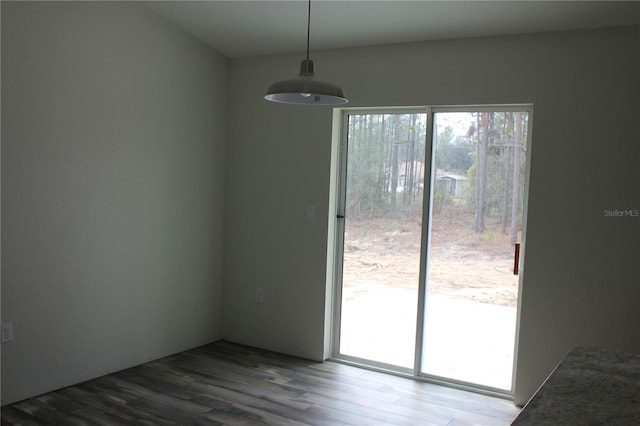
[1,340,520,425]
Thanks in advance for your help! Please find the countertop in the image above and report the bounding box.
[511,346,640,425]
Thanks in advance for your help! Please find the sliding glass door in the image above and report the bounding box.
[333,106,532,394]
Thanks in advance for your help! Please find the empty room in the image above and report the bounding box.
[2,1,639,424]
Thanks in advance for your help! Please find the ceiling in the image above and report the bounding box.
[146,1,640,58]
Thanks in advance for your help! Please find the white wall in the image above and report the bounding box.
[225,26,640,405]
[1,2,228,404]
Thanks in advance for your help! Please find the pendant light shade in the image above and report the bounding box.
[265,59,348,105]
[264,1,348,105]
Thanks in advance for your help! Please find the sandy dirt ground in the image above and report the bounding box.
[342,210,520,308]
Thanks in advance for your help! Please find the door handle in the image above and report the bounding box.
[514,243,520,275]
[337,214,345,219]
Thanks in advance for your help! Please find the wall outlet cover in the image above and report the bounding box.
[1,322,13,343]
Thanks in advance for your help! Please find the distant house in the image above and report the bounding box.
[435,172,469,199]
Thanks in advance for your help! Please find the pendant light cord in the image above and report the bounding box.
[306,0,311,61]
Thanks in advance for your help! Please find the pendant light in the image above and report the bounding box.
[264,0,348,105]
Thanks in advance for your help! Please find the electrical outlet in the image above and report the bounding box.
[1,322,13,343]
[255,288,264,303]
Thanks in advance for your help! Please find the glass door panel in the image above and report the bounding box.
[420,111,529,391]
[338,112,427,369]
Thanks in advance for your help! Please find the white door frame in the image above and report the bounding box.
[329,104,534,398]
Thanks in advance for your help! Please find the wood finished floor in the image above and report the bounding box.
[1,340,520,425]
